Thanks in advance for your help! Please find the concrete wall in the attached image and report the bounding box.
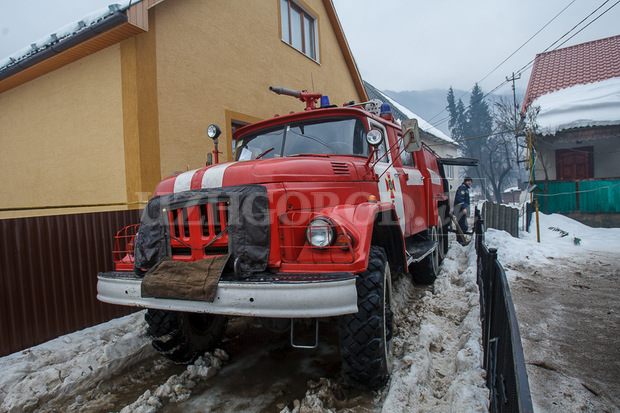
[154,0,364,178]
[534,136,619,181]
[0,46,127,218]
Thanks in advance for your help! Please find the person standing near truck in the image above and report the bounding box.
[454,177,472,244]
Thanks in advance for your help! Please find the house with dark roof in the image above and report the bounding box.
[521,35,620,226]
[363,81,461,194]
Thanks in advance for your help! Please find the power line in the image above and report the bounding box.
[425,1,578,126]
[477,0,576,86]
[427,0,620,133]
[514,0,618,79]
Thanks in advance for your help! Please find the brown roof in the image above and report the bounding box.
[522,34,620,110]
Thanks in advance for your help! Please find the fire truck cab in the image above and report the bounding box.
[97,87,452,389]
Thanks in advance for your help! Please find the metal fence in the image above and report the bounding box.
[474,207,533,413]
[482,201,519,238]
[0,209,141,357]
[533,178,620,214]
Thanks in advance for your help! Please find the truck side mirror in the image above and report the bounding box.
[401,118,421,152]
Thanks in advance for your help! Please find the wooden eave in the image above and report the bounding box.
[322,0,368,102]
[0,1,160,94]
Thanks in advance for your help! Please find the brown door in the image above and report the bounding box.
[556,147,593,180]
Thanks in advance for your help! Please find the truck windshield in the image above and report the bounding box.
[234,117,368,161]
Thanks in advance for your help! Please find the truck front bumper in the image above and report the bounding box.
[97,272,358,318]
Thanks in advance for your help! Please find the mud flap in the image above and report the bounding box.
[141,254,229,302]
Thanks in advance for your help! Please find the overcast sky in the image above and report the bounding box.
[1,0,619,95]
[332,0,620,93]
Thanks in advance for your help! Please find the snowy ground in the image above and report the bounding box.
[0,237,489,413]
[486,212,620,412]
[2,213,617,412]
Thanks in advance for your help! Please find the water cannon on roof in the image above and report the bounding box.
[269,86,324,111]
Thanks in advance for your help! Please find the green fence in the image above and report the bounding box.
[534,179,620,214]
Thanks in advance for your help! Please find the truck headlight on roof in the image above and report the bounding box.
[306,217,335,248]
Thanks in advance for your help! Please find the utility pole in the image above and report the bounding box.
[507,72,528,166]
[506,72,521,131]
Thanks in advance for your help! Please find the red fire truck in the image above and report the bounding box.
[98,87,468,389]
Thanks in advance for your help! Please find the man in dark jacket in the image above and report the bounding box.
[454,177,472,243]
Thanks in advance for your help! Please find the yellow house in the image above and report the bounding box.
[0,0,367,356]
[0,0,367,219]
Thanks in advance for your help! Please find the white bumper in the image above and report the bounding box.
[97,272,358,318]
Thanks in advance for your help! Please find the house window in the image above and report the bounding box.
[281,0,317,60]
[444,155,454,179]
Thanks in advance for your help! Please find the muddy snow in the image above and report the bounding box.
[5,212,616,412]
[0,236,489,412]
[486,213,620,412]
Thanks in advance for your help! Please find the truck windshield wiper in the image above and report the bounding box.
[253,147,275,160]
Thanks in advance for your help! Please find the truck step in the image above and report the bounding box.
[406,241,438,266]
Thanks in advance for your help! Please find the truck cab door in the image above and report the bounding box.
[370,120,406,235]
[397,134,427,235]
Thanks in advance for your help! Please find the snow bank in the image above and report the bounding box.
[532,77,620,135]
[485,212,620,280]
[121,349,229,413]
[381,243,488,412]
[0,311,152,412]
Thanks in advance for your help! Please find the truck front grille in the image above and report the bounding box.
[166,202,229,260]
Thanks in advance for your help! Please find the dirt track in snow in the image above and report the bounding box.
[505,251,620,412]
[1,239,488,412]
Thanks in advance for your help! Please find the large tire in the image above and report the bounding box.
[339,246,393,390]
[411,226,440,284]
[145,310,227,364]
[438,221,447,264]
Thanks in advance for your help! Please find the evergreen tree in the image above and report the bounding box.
[466,84,493,139]
[446,87,466,141]
[446,84,503,201]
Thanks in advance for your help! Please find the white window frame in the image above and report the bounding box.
[444,155,454,179]
[280,0,319,61]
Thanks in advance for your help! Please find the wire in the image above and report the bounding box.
[534,182,620,197]
[427,0,619,132]
[426,1,577,126]
[477,0,577,86]
[514,0,619,79]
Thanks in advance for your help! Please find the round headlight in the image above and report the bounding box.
[366,129,383,146]
[306,217,334,248]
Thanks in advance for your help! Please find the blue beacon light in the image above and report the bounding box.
[320,95,331,107]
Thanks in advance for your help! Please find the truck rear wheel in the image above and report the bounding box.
[411,226,440,284]
[145,309,227,364]
[339,246,393,389]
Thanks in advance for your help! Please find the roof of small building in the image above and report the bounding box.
[522,34,620,109]
[363,81,456,145]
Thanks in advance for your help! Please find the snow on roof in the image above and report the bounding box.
[380,91,455,143]
[531,76,620,135]
[0,1,138,70]
[522,35,620,110]
[363,81,455,144]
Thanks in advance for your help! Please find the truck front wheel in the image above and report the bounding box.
[339,246,393,389]
[145,310,228,364]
